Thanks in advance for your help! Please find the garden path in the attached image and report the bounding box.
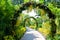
[21,27,46,40]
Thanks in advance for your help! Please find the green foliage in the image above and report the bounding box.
[14,5,20,10]
[48,3,60,16]
[0,0,60,40]
[4,35,15,40]
[15,26,26,39]
[48,3,60,33]
[0,0,26,40]
[54,34,60,40]
[24,0,29,3]
[0,0,15,39]
[39,0,44,4]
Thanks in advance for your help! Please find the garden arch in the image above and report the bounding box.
[23,17,38,29]
[12,2,56,26]
[12,2,56,39]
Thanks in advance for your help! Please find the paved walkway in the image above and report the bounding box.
[21,27,46,40]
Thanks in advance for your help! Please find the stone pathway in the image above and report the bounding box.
[21,27,46,40]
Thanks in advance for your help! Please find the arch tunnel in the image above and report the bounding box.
[23,17,38,29]
[11,2,56,39]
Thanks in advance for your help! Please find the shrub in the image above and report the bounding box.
[4,35,15,40]
[15,26,26,39]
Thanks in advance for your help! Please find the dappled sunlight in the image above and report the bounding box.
[22,9,39,18]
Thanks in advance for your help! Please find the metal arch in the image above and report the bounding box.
[23,17,38,29]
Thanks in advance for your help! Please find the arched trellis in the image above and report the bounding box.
[23,17,38,29]
[12,2,56,39]
[12,2,56,26]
